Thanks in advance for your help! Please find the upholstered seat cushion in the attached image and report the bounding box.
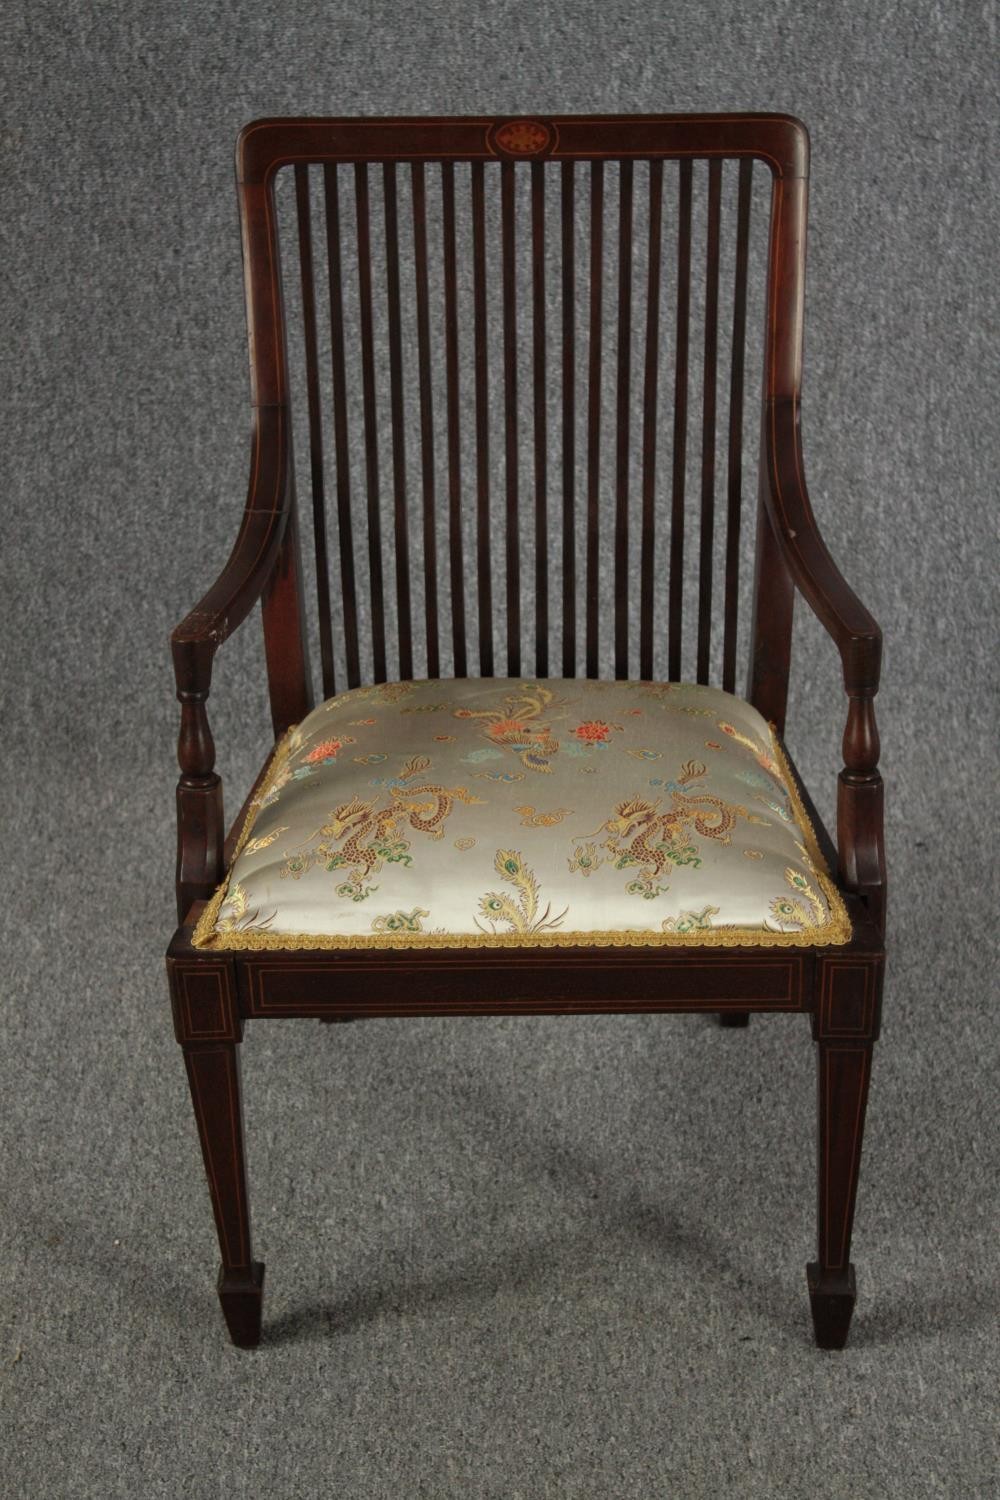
[193,678,850,950]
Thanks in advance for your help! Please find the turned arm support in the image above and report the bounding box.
[764,397,886,934]
[171,408,289,922]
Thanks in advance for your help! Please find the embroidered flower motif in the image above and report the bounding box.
[574,720,613,742]
[568,843,603,877]
[488,718,529,737]
[306,736,355,764]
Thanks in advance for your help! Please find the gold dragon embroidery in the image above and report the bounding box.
[280,755,484,902]
[570,760,771,899]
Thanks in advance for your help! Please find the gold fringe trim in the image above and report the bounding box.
[192,705,852,953]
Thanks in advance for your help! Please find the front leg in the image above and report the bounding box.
[808,955,882,1349]
[169,950,264,1347]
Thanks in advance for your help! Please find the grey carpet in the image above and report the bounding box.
[2,2,998,1496]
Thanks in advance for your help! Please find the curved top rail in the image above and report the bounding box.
[236,113,809,184]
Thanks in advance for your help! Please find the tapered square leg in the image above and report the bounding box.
[169,951,266,1348]
[807,1261,856,1349]
[809,1035,874,1349]
[219,1261,266,1348]
[718,1011,750,1028]
[182,1041,263,1347]
[807,955,882,1349]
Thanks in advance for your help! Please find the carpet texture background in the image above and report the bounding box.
[2,2,997,1496]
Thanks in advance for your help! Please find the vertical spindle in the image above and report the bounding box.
[585,160,604,678]
[722,158,753,694]
[323,164,361,688]
[383,163,413,681]
[501,159,520,676]
[639,159,664,682]
[411,162,440,680]
[668,160,693,680]
[294,165,335,698]
[614,159,633,679]
[531,161,549,677]
[696,159,722,685]
[471,161,493,675]
[561,161,576,677]
[354,163,387,683]
[441,162,467,677]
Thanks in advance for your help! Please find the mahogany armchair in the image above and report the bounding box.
[167,114,885,1350]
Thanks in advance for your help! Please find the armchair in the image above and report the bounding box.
[166,113,885,1350]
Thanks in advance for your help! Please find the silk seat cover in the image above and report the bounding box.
[193,678,850,950]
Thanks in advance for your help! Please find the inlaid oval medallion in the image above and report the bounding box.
[492,119,552,156]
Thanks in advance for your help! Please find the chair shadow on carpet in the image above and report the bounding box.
[264,1074,803,1348]
[259,1065,990,1353]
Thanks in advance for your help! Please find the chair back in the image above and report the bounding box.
[236,114,808,717]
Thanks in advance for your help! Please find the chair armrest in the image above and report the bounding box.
[764,397,886,935]
[171,407,288,695]
[765,397,882,699]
